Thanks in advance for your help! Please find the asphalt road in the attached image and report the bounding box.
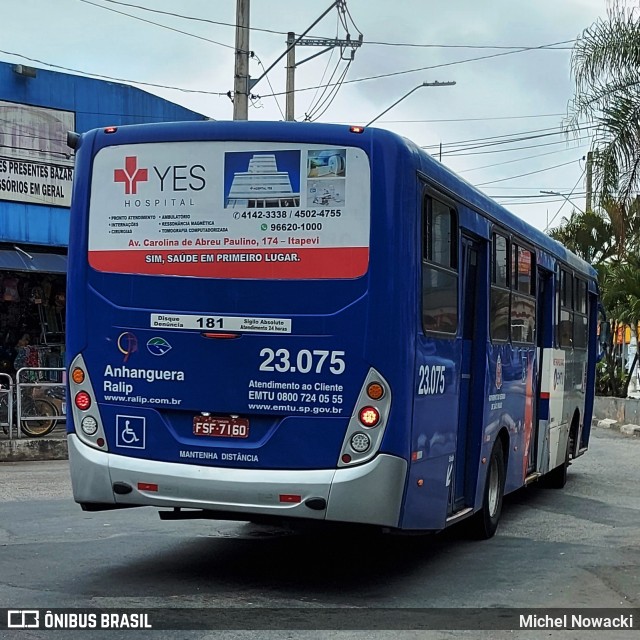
[0,428,638,640]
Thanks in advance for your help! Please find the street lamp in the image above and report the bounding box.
[539,190,585,231]
[365,81,456,127]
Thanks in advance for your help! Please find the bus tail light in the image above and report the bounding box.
[81,415,98,436]
[350,432,371,453]
[366,382,384,400]
[358,406,380,428]
[338,368,391,467]
[69,354,108,452]
[75,391,91,410]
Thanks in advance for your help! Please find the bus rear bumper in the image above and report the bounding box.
[68,435,407,527]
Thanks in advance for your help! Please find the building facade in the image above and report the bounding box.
[0,60,206,382]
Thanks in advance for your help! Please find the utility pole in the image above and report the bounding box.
[250,2,360,121]
[233,0,250,120]
[286,32,296,121]
[585,151,593,212]
[286,33,362,121]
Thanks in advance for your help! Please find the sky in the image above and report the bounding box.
[1,0,611,231]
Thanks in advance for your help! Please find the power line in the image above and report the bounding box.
[368,113,566,124]
[258,39,576,97]
[0,49,227,96]
[491,191,587,197]
[438,136,591,157]
[423,124,594,153]
[458,147,588,174]
[496,196,582,207]
[77,0,235,50]
[80,0,576,52]
[86,0,288,36]
[490,187,587,192]
[475,159,580,187]
[303,14,340,121]
[253,53,285,120]
[544,170,586,231]
[363,40,573,50]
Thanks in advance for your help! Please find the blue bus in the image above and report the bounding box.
[66,121,599,538]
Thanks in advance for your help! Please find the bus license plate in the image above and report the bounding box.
[193,416,249,438]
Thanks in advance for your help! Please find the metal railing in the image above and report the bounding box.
[0,372,15,440]
[11,367,67,439]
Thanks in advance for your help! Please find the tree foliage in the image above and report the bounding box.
[560,2,640,396]
[567,1,640,205]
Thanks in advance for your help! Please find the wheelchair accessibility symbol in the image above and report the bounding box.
[116,415,146,449]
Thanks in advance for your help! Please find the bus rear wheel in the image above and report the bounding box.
[543,431,572,489]
[468,440,505,540]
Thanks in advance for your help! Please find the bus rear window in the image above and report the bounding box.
[87,142,371,280]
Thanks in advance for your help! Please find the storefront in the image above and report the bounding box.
[0,64,207,346]
[0,246,66,381]
[0,60,206,436]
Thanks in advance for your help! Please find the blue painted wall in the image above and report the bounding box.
[0,60,207,248]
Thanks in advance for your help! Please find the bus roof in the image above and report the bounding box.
[79,119,597,281]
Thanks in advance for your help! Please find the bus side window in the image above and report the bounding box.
[422,196,458,334]
[490,233,509,341]
[511,246,535,344]
[573,278,588,349]
[558,269,573,348]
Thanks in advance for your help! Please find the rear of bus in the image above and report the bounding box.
[66,121,411,528]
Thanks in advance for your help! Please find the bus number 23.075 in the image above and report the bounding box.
[259,348,346,375]
[418,364,446,395]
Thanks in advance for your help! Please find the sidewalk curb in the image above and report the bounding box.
[0,437,68,462]
[592,418,640,437]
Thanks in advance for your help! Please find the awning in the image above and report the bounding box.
[0,249,67,274]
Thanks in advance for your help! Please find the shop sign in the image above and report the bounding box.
[0,100,75,208]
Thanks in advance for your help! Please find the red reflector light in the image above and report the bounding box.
[341,454,352,463]
[97,437,105,447]
[138,482,158,492]
[349,125,365,134]
[104,126,118,134]
[201,333,240,339]
[279,494,301,503]
[75,391,91,410]
[358,406,380,428]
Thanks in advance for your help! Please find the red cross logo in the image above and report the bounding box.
[114,156,148,194]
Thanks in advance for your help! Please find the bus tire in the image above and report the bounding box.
[543,431,571,489]
[468,440,505,540]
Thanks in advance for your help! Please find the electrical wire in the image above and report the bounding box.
[475,159,580,187]
[78,0,235,50]
[544,170,586,231]
[0,49,227,96]
[423,124,594,153]
[458,147,589,174]
[367,113,566,124]
[258,39,576,97]
[252,53,285,120]
[304,13,340,120]
[437,136,592,157]
[496,196,583,207]
[93,0,569,53]
[85,0,290,36]
[305,61,352,121]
